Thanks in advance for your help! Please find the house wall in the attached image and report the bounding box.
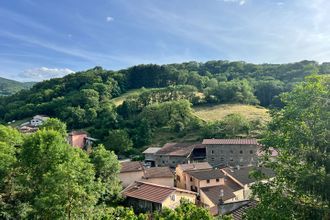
[199,178,224,189]
[206,144,258,167]
[175,166,186,189]
[143,177,174,187]
[162,191,196,209]
[126,197,162,212]
[68,134,87,149]
[200,190,216,208]
[155,155,189,168]
[119,171,144,188]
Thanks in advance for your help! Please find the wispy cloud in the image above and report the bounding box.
[222,0,246,6]
[106,16,114,22]
[19,67,74,81]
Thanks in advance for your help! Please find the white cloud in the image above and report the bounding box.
[106,16,114,22]
[20,67,74,81]
[223,0,246,6]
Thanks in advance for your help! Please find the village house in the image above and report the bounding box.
[144,142,207,168]
[152,143,195,168]
[119,161,174,188]
[203,139,259,167]
[19,115,49,133]
[142,167,174,187]
[122,181,196,212]
[30,115,49,126]
[119,161,145,188]
[221,166,275,199]
[67,131,97,151]
[175,162,212,189]
[142,147,161,167]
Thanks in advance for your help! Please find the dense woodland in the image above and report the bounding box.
[0,60,329,156]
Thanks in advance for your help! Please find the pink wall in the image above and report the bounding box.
[69,134,87,149]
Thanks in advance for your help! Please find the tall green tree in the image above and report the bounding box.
[90,144,122,204]
[39,117,67,138]
[246,75,330,219]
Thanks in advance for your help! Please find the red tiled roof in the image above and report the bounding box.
[202,139,259,145]
[144,167,174,179]
[123,181,196,204]
[156,143,195,156]
[120,161,144,173]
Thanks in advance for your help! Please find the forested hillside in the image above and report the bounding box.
[0,60,329,155]
[0,77,34,96]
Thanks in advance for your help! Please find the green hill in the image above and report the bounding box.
[0,77,34,96]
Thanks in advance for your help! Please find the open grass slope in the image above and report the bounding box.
[193,104,270,123]
[110,88,147,106]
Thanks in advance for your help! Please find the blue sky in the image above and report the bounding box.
[1,0,330,81]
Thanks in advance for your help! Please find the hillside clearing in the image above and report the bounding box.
[193,104,270,122]
[110,88,147,106]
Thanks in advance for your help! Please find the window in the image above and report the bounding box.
[190,177,193,182]
[211,150,214,155]
[172,161,175,164]
[162,161,165,164]
[206,179,210,183]
[250,150,253,154]
[216,178,219,182]
[170,194,176,201]
[240,150,243,154]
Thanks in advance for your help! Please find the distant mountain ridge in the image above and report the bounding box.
[0,77,35,96]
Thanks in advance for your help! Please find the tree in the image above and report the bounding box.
[153,199,230,220]
[222,113,250,137]
[39,118,67,138]
[246,75,330,219]
[34,148,99,219]
[104,129,133,155]
[90,145,122,204]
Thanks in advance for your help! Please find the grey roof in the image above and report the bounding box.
[143,147,161,154]
[227,200,257,220]
[155,143,195,157]
[187,169,224,180]
[201,185,235,203]
[200,178,243,204]
[202,139,259,145]
[222,166,275,185]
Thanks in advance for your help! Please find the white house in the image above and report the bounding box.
[30,115,49,126]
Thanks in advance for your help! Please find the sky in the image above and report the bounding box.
[1,0,330,81]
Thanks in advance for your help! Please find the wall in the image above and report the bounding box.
[119,171,144,188]
[206,144,258,167]
[175,166,186,189]
[155,155,189,168]
[143,177,174,187]
[199,178,224,189]
[162,191,196,209]
[68,134,87,149]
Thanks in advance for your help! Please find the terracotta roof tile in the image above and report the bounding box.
[144,167,174,179]
[202,139,259,145]
[123,181,196,204]
[120,161,144,173]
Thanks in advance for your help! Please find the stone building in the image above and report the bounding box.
[202,139,259,167]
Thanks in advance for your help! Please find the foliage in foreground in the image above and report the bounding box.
[246,75,330,219]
